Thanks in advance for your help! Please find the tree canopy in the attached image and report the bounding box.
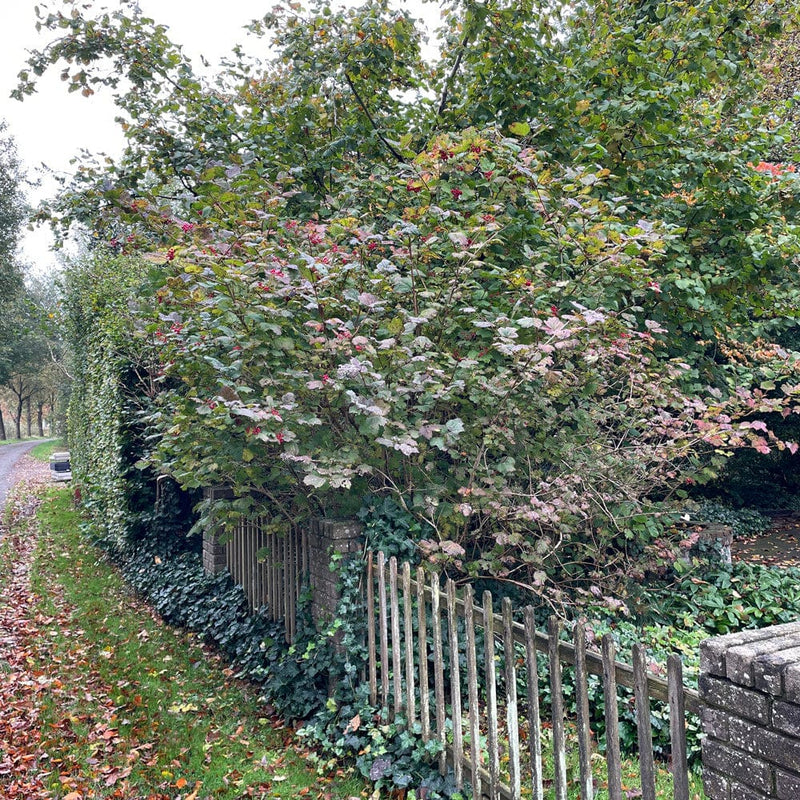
[0,122,28,388]
[26,0,800,587]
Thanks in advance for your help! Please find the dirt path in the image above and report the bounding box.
[732,512,800,568]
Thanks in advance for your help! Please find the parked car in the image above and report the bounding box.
[49,451,72,482]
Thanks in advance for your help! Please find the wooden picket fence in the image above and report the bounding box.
[225,516,309,641]
[366,552,700,800]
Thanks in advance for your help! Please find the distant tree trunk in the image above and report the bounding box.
[36,399,45,437]
[26,396,32,437]
[0,406,6,440]
[14,398,22,440]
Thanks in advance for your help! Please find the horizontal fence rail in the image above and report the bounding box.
[366,552,694,800]
[225,517,309,642]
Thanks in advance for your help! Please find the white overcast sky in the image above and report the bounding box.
[0,0,438,274]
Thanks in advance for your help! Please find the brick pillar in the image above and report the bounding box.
[307,518,363,627]
[201,487,233,575]
[700,621,800,800]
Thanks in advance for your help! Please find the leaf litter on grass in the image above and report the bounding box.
[1,477,369,800]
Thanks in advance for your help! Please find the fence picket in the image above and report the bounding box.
[446,579,464,789]
[431,572,446,775]
[417,566,430,742]
[463,584,481,799]
[483,590,500,800]
[367,553,377,706]
[633,643,657,800]
[668,654,690,800]
[523,606,544,800]
[402,561,416,726]
[378,552,390,709]
[548,616,568,800]
[602,634,623,800]
[502,597,521,799]
[574,618,594,800]
[389,558,402,718]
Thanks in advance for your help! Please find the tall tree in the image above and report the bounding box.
[0,122,27,388]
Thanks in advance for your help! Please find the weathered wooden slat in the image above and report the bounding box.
[523,606,544,800]
[446,579,464,789]
[367,553,377,706]
[464,584,481,799]
[378,552,390,708]
[483,591,500,800]
[412,581,699,713]
[548,616,568,800]
[574,618,594,800]
[402,562,416,726]
[283,532,290,624]
[417,567,430,742]
[256,521,264,611]
[389,558,403,718]
[602,634,623,800]
[668,654,690,800]
[502,598,521,799]
[431,572,447,775]
[633,643,657,800]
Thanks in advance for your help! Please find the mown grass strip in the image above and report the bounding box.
[30,440,64,462]
[26,488,367,800]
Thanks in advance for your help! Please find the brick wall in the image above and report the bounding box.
[307,518,363,627]
[201,487,233,575]
[700,622,800,800]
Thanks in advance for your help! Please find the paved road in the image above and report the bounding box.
[0,440,51,514]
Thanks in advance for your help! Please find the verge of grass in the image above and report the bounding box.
[0,436,48,447]
[25,488,368,799]
[30,439,64,461]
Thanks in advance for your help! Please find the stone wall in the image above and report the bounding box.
[201,487,232,575]
[700,621,800,800]
[307,518,363,627]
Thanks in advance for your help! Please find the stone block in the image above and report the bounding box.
[783,663,800,705]
[776,769,800,800]
[700,674,770,724]
[728,781,774,800]
[701,706,731,742]
[703,768,730,800]
[771,700,800,739]
[728,716,800,773]
[701,739,773,793]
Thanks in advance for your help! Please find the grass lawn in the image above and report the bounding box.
[1,483,705,800]
[30,439,65,461]
[0,487,368,800]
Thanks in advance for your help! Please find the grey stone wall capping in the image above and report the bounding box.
[701,624,800,800]
[727,636,800,689]
[701,622,800,678]
[753,645,800,696]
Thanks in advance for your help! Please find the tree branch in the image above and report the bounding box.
[344,72,405,163]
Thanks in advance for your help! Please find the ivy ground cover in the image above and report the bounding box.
[0,480,367,800]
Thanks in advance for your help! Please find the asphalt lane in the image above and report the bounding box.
[0,440,50,516]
